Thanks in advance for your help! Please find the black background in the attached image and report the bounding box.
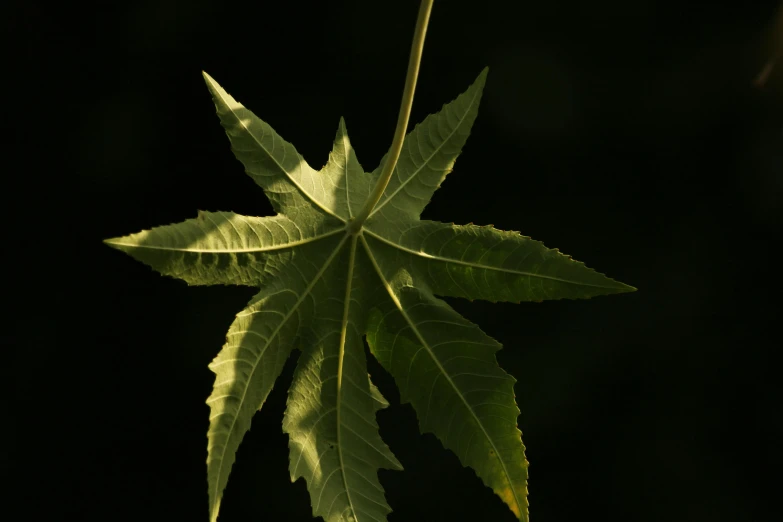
[16,1,783,521]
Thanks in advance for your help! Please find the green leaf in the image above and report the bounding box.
[105,69,635,522]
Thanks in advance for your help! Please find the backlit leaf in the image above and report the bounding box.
[105,68,634,522]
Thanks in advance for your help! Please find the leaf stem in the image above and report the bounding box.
[348,0,434,233]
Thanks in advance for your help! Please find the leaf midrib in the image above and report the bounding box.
[107,227,345,253]
[336,235,360,518]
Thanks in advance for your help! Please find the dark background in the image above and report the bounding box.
[16,0,783,521]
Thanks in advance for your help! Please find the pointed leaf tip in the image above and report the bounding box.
[103,236,122,249]
[603,279,637,295]
[336,116,348,137]
[201,71,224,98]
[475,66,489,86]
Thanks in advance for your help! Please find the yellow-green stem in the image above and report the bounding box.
[348,0,433,233]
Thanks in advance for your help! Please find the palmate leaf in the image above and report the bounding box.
[105,68,635,522]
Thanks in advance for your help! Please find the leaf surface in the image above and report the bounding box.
[105,69,635,522]
[283,237,402,522]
